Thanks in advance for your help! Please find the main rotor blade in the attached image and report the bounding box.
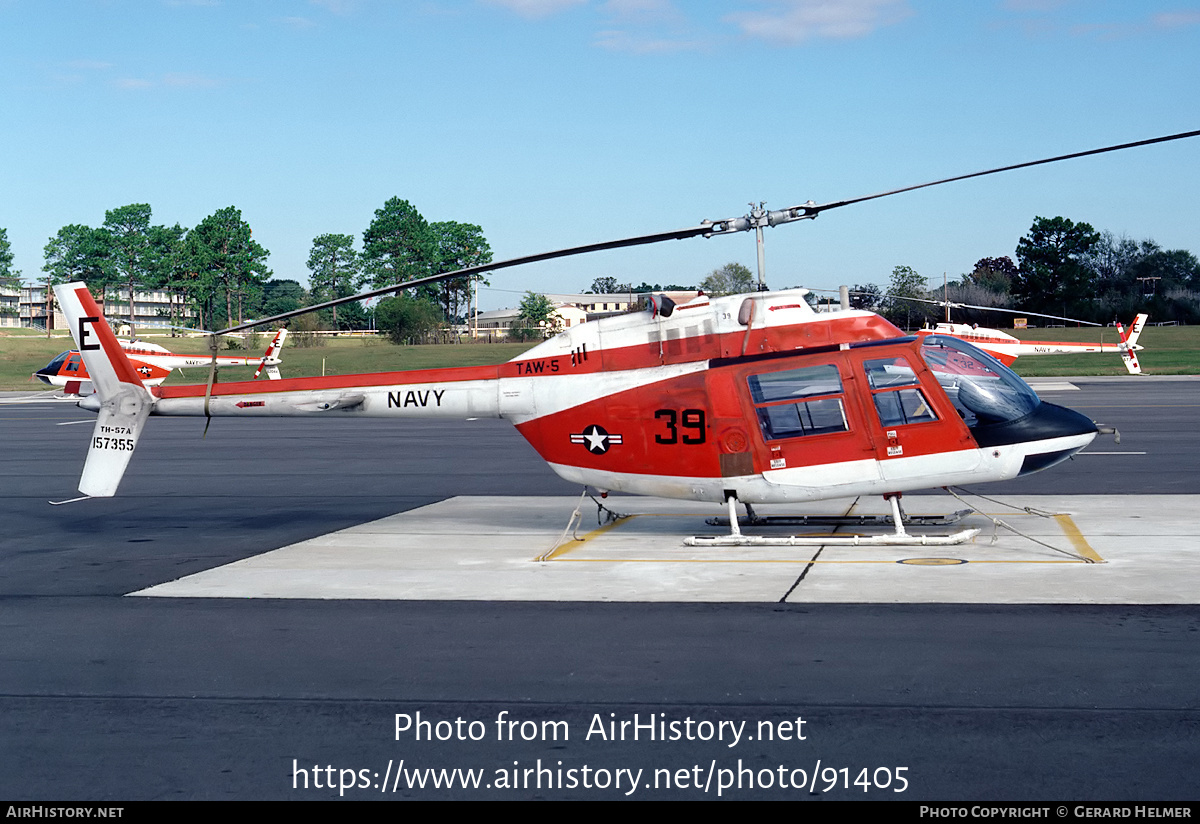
[217,223,716,335]
[896,294,1102,326]
[790,128,1200,217]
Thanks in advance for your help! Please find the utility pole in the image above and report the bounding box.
[1137,276,1161,298]
[472,274,479,340]
[45,274,53,338]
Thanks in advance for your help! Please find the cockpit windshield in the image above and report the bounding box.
[919,335,1041,427]
[47,351,71,370]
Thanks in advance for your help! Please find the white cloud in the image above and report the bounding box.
[601,0,682,24]
[310,0,357,13]
[1000,0,1069,11]
[482,0,587,20]
[999,3,1200,39]
[1151,10,1200,29]
[594,28,704,53]
[725,0,913,45]
[111,73,221,90]
[594,1,703,52]
[1067,9,1200,39]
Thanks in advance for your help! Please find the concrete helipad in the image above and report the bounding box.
[132,493,1199,603]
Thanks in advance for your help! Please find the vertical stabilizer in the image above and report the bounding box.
[1117,314,1148,375]
[55,282,153,497]
[253,328,288,380]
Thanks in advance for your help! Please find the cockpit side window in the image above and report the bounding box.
[863,356,919,390]
[873,387,936,427]
[863,356,937,427]
[748,363,849,441]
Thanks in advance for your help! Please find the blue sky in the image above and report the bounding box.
[3,0,1199,311]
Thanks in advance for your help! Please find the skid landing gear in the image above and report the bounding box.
[685,493,981,547]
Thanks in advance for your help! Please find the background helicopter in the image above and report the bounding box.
[55,130,1199,544]
[914,314,1147,374]
[33,329,287,396]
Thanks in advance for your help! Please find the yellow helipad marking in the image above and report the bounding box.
[536,513,637,561]
[1055,513,1105,563]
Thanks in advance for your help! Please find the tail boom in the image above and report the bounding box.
[150,367,506,419]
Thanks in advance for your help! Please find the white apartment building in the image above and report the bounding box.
[11,284,192,332]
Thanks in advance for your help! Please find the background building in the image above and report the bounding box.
[0,280,19,328]
[11,285,193,333]
[469,291,700,339]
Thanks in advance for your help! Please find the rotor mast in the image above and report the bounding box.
[751,202,767,291]
[714,200,822,293]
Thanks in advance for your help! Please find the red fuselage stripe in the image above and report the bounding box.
[154,363,503,398]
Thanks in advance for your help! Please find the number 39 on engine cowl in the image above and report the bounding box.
[55,282,1099,525]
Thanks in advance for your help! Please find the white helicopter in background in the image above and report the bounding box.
[34,329,287,395]
[916,314,1148,374]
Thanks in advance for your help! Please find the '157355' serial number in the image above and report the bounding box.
[93,437,135,451]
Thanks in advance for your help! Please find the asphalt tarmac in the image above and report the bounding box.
[1,378,1197,800]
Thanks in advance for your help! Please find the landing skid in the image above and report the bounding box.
[705,510,973,529]
[691,527,979,546]
[686,494,980,547]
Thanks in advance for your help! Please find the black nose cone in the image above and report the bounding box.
[970,401,1098,449]
[968,402,1098,476]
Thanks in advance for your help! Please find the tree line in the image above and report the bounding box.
[587,265,763,297]
[0,229,19,315]
[13,208,1197,340]
[23,197,492,340]
[41,204,268,334]
[857,216,1200,329]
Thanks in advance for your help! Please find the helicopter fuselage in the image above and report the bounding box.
[136,288,1097,505]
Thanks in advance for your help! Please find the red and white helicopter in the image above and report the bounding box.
[34,329,287,395]
[915,314,1148,374]
[52,130,1199,546]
